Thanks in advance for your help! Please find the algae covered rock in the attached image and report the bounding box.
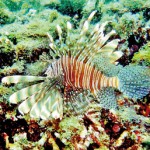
[120,0,149,11]
[112,12,143,39]
[132,42,150,66]
[59,0,87,15]
[0,60,25,76]
[0,8,15,24]
[0,36,14,53]
[25,61,48,76]
[15,38,49,60]
[40,0,60,8]
[0,9,70,61]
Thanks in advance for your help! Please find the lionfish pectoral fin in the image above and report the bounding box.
[18,84,50,116]
[2,75,45,84]
[9,82,46,104]
[2,75,47,104]
[96,87,118,110]
[29,85,54,119]
[118,66,150,99]
[18,91,41,115]
[40,88,63,120]
[28,87,63,120]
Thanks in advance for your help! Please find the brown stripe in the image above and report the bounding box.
[67,56,72,85]
[89,66,95,91]
[85,65,92,89]
[106,77,109,87]
[79,62,85,88]
[71,57,76,85]
[82,63,88,89]
[97,72,102,89]
[75,60,80,87]
[93,69,98,91]
[61,56,67,86]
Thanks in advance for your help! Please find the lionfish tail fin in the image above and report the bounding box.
[118,66,150,99]
[2,75,45,84]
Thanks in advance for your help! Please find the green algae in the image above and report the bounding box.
[0,8,15,24]
[59,117,84,140]
[0,85,12,96]
[0,9,70,61]
[0,60,25,75]
[0,36,14,53]
[120,0,150,11]
[59,0,87,15]
[0,84,14,102]
[25,61,48,76]
[15,38,49,60]
[132,42,150,66]
[40,0,60,8]
[113,12,143,39]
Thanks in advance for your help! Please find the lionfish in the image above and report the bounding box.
[2,11,150,120]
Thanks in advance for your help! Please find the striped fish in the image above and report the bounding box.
[45,55,119,95]
[2,11,150,119]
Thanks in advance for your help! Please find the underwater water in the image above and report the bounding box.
[0,0,150,149]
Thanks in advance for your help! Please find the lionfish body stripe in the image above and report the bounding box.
[46,55,119,94]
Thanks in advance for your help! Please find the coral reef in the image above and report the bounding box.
[0,0,150,149]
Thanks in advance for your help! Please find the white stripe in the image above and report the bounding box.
[77,61,84,88]
[71,57,75,81]
[86,65,92,89]
[94,70,99,91]
[104,77,108,87]
[109,77,112,87]
[92,68,96,90]
[82,63,88,89]
[63,56,69,86]
[100,74,104,88]
[74,59,79,87]
[112,77,116,88]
